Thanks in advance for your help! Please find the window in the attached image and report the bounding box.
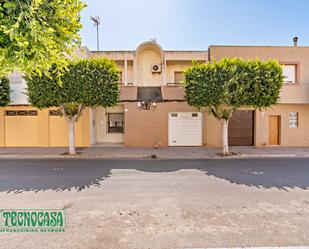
[289,112,298,128]
[174,71,184,84]
[5,111,17,116]
[49,110,62,116]
[17,110,28,116]
[8,71,24,84]
[5,110,38,116]
[282,65,297,84]
[107,113,124,133]
[28,110,38,116]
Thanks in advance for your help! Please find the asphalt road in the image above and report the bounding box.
[0,158,309,192]
[0,158,309,248]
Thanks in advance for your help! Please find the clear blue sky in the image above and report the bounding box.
[80,0,309,51]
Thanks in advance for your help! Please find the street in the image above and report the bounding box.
[0,158,309,248]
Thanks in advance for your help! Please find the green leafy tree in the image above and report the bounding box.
[0,77,10,106]
[183,58,284,156]
[0,0,85,77]
[26,58,120,155]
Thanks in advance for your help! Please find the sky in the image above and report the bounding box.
[80,0,309,51]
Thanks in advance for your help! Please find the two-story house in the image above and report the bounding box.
[1,40,309,148]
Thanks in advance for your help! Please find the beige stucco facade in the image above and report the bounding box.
[123,102,206,147]
[91,42,207,87]
[0,106,90,147]
[209,46,309,104]
[89,41,208,146]
[90,42,309,148]
[255,104,309,147]
[94,105,125,144]
[1,41,309,148]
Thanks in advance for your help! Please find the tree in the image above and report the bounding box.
[0,0,85,77]
[26,58,120,155]
[0,77,10,106]
[183,58,284,156]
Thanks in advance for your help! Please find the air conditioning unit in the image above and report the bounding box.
[152,64,161,73]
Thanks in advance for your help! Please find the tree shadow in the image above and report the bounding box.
[197,158,309,191]
[0,159,112,194]
[0,158,309,193]
[132,158,309,191]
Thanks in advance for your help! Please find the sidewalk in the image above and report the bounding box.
[0,146,309,159]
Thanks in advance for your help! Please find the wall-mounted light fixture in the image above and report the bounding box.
[137,101,157,110]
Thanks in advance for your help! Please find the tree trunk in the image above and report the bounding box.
[67,119,76,155]
[222,119,229,156]
[61,104,84,155]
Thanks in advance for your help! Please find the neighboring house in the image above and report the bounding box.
[0,40,309,147]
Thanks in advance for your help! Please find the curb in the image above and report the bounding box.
[0,154,308,160]
[239,154,297,158]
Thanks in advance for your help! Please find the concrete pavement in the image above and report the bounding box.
[0,158,309,248]
[0,146,309,159]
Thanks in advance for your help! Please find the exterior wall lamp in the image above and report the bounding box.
[137,101,157,110]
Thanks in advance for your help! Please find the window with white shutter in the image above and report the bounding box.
[282,65,296,84]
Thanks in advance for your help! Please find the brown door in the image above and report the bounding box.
[228,110,254,146]
[269,115,280,145]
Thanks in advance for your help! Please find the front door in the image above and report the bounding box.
[269,115,280,145]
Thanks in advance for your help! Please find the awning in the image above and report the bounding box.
[119,85,185,102]
[137,87,163,101]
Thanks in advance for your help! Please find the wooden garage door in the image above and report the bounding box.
[228,110,254,146]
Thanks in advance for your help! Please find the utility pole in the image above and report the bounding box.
[90,16,100,51]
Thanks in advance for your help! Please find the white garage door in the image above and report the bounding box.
[168,112,202,146]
